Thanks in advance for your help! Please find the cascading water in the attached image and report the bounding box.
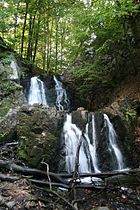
[25,75,128,174]
[62,112,127,174]
[53,76,69,111]
[91,114,101,173]
[28,76,48,106]
[63,113,101,173]
[104,114,125,170]
[63,114,90,173]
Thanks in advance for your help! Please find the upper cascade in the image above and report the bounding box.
[53,76,70,111]
[59,112,128,173]
[27,76,48,106]
[25,75,70,110]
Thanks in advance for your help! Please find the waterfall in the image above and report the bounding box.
[53,76,69,111]
[104,114,125,170]
[63,113,101,173]
[62,112,127,174]
[63,114,90,173]
[28,76,48,106]
[91,114,101,173]
[10,60,19,80]
[83,117,101,173]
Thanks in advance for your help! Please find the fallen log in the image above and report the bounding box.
[0,159,140,187]
[29,179,105,189]
[0,160,66,184]
[0,173,20,182]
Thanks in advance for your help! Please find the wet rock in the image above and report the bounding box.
[72,109,88,130]
[91,207,110,210]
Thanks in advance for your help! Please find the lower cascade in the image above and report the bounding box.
[60,112,127,173]
[104,114,125,171]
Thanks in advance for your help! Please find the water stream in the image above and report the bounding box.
[62,112,127,173]
[28,76,48,106]
[27,76,69,110]
[104,114,126,170]
[53,76,69,111]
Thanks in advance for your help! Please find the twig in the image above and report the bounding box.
[41,161,52,190]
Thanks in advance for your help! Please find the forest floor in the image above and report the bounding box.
[0,141,140,210]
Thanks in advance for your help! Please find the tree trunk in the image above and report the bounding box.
[55,18,59,73]
[33,15,40,64]
[42,18,47,71]
[47,19,53,73]
[20,2,29,58]
[13,0,20,50]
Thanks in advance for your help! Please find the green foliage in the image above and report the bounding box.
[123,107,137,122]
[1,57,11,65]
[0,0,139,76]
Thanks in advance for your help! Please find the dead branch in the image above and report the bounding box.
[0,173,20,182]
[29,178,69,189]
[0,160,66,184]
[41,161,52,190]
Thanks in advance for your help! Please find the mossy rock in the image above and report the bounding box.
[17,106,64,169]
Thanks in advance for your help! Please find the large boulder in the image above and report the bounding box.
[17,105,64,169]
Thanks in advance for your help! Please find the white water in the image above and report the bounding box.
[104,114,125,170]
[28,76,48,106]
[63,112,126,174]
[10,60,19,80]
[63,114,90,173]
[63,113,101,173]
[83,118,101,173]
[53,76,69,111]
[91,114,101,173]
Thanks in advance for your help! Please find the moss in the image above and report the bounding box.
[0,99,11,117]
[17,108,61,168]
[0,132,7,142]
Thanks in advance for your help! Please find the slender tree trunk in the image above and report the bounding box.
[47,19,53,72]
[27,14,36,61]
[55,18,59,73]
[42,18,47,71]
[21,2,29,58]
[13,0,20,49]
[26,14,32,61]
[60,26,65,72]
[33,15,40,64]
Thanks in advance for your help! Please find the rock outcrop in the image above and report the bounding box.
[17,105,64,169]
